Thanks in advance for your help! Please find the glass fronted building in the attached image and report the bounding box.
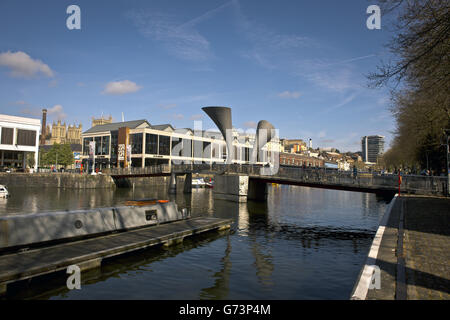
[81,120,261,170]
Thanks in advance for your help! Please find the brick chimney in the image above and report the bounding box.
[40,108,47,145]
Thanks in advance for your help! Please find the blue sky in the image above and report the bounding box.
[0,0,396,152]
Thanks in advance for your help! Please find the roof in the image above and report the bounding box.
[151,124,174,131]
[83,120,151,134]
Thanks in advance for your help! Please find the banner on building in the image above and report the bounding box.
[126,145,131,165]
[118,144,125,161]
[89,141,95,159]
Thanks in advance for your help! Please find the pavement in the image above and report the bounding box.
[365,195,450,300]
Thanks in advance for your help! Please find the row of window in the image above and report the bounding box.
[83,133,253,160]
[1,127,37,146]
[281,158,320,167]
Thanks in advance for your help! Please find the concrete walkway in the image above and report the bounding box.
[355,195,450,300]
[0,217,232,296]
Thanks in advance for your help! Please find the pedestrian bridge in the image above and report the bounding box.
[106,164,448,201]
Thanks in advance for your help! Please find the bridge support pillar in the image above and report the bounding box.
[248,179,268,201]
[213,174,249,202]
[183,173,192,193]
[168,172,177,194]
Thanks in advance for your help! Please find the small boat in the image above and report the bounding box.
[0,185,9,198]
[192,178,213,188]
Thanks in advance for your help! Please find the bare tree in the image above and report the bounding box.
[370,0,450,172]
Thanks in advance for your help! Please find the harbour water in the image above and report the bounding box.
[0,184,392,299]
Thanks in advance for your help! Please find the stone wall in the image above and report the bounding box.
[0,173,116,189]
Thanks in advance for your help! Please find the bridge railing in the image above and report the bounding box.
[105,164,447,195]
[108,164,171,176]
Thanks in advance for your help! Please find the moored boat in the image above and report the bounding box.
[0,185,9,198]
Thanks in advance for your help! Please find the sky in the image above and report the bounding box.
[0,0,397,152]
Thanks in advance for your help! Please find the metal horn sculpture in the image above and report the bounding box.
[251,120,275,163]
[202,106,234,164]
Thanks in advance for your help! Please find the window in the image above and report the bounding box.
[83,137,93,155]
[95,137,102,155]
[16,129,37,146]
[192,139,203,159]
[145,133,158,154]
[202,141,211,159]
[102,136,110,155]
[130,133,143,154]
[211,143,220,159]
[1,127,14,145]
[182,138,192,158]
[244,147,250,162]
[158,135,170,155]
[110,131,118,158]
[222,144,227,160]
[171,137,181,156]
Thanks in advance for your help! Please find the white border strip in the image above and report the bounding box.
[350,194,398,300]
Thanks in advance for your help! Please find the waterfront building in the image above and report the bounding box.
[281,139,307,153]
[80,119,273,170]
[279,152,324,167]
[361,135,385,163]
[0,113,40,171]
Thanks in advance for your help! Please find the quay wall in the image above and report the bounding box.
[0,173,116,189]
[0,173,209,189]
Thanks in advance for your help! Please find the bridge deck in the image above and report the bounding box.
[0,217,232,295]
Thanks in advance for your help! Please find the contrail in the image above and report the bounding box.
[177,1,234,29]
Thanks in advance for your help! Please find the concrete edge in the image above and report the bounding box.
[350,194,398,300]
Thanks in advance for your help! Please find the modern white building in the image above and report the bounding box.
[0,114,40,171]
[81,119,280,170]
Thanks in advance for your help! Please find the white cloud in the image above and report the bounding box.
[305,69,357,93]
[48,79,58,87]
[19,107,41,117]
[171,113,184,120]
[233,1,318,69]
[243,121,257,129]
[0,51,54,78]
[12,100,28,106]
[103,80,142,95]
[128,10,213,62]
[330,94,356,111]
[278,91,302,99]
[159,103,177,110]
[190,114,203,120]
[47,104,66,120]
[318,130,326,139]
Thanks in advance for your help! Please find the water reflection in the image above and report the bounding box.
[199,234,232,300]
[0,184,392,299]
